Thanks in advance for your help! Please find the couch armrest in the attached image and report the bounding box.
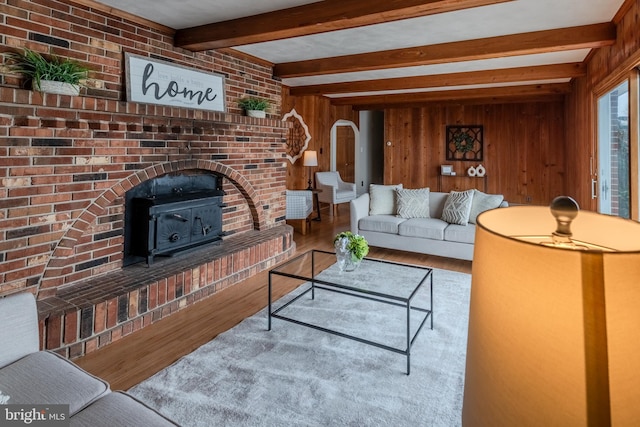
[350,193,370,234]
[316,182,336,204]
[286,190,312,220]
[286,190,312,202]
[0,292,40,368]
[340,182,356,192]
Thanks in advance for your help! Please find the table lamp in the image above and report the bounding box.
[463,197,640,426]
[303,150,318,190]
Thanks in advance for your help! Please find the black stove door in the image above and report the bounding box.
[154,208,193,252]
[190,203,223,245]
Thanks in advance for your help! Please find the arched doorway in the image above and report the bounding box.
[330,120,359,189]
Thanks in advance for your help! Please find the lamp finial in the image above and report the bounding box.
[550,196,579,244]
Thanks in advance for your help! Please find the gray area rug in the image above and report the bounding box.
[129,264,470,427]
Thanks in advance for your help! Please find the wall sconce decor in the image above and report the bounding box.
[446,125,483,161]
[282,108,311,164]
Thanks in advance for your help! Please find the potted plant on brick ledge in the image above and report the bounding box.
[238,96,270,118]
[4,48,89,96]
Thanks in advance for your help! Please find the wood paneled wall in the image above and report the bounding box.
[281,88,359,190]
[281,90,568,205]
[564,77,595,209]
[566,0,640,212]
[383,102,566,205]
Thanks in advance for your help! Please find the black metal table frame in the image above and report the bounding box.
[268,249,433,375]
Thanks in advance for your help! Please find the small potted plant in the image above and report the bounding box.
[4,48,89,96]
[333,231,369,271]
[238,96,270,118]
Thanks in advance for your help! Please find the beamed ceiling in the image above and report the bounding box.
[87,0,630,108]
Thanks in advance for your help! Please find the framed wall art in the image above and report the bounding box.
[440,165,453,175]
[446,125,483,161]
[125,53,226,112]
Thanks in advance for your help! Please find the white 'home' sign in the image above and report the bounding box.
[125,53,226,112]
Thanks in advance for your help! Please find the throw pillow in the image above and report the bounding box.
[369,184,403,215]
[441,190,475,226]
[468,190,505,224]
[396,187,431,218]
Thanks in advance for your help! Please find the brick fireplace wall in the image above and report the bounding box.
[0,0,295,357]
[0,94,290,298]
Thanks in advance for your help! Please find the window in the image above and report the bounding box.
[597,81,630,218]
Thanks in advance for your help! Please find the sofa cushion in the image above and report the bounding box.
[428,192,449,218]
[369,184,402,215]
[398,218,448,240]
[0,351,109,415]
[70,392,179,427]
[441,190,475,225]
[468,190,504,224]
[444,223,476,244]
[0,292,39,368]
[359,215,406,234]
[396,187,430,218]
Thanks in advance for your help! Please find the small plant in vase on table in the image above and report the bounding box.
[333,231,369,272]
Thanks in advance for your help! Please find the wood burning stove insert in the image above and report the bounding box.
[124,173,226,266]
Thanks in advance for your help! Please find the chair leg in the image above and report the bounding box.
[286,219,309,235]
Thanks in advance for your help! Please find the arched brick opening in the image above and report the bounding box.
[37,160,265,299]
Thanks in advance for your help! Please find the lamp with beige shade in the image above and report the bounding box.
[464,197,640,426]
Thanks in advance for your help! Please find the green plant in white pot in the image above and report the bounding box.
[4,48,89,96]
[238,96,270,118]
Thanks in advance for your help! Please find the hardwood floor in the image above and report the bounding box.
[75,204,471,390]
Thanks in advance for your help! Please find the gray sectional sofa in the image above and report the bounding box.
[0,292,179,427]
[350,186,507,261]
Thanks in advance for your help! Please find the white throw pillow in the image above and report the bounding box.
[441,190,475,225]
[369,184,403,215]
[468,190,504,224]
[396,187,430,219]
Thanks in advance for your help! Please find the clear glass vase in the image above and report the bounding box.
[335,238,360,272]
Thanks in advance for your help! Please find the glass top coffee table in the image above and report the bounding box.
[268,249,433,375]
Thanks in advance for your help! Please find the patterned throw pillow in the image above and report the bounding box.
[441,190,475,225]
[369,184,403,215]
[468,190,504,224]
[396,188,430,218]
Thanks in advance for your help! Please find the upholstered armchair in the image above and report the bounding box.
[285,190,313,234]
[315,171,356,215]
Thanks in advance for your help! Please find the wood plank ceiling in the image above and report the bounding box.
[90,0,629,107]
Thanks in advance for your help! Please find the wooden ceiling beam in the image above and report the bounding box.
[351,94,567,110]
[289,63,586,96]
[174,0,513,51]
[275,23,616,78]
[329,83,572,106]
